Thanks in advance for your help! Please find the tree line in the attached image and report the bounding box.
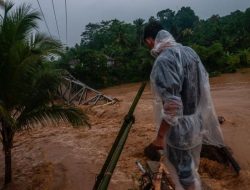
[58,7,250,88]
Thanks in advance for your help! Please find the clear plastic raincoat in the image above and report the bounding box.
[150,30,224,189]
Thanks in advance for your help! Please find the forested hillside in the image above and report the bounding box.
[58,7,250,88]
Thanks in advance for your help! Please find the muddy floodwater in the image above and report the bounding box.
[1,69,250,190]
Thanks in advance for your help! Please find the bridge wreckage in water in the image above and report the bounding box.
[58,74,117,105]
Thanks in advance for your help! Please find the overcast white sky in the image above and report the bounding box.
[10,0,250,47]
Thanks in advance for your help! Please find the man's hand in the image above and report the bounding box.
[152,119,170,149]
[152,97,182,149]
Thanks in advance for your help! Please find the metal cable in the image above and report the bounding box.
[52,0,61,40]
[36,0,52,37]
[64,0,68,44]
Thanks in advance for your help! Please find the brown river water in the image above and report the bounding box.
[1,68,250,190]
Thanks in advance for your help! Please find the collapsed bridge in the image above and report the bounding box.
[58,74,117,105]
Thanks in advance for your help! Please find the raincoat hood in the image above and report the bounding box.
[151,30,177,57]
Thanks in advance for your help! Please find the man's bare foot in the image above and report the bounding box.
[152,138,164,149]
[144,142,163,161]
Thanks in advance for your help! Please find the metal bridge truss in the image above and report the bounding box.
[58,75,116,105]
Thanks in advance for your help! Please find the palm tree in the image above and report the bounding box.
[0,2,89,185]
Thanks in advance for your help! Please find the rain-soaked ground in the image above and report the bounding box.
[1,68,250,190]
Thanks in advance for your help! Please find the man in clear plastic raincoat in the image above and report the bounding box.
[143,21,225,190]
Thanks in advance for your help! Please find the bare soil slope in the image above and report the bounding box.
[0,69,250,190]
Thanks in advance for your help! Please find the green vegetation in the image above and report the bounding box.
[59,19,152,88]
[0,2,88,185]
[58,7,250,88]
